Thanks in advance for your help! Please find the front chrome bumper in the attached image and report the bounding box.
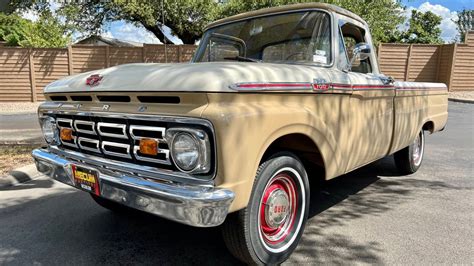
[32,148,234,227]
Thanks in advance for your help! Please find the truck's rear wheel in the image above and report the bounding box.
[222,152,309,265]
[394,129,425,174]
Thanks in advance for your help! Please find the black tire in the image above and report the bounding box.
[222,152,310,265]
[394,129,425,175]
[90,194,132,213]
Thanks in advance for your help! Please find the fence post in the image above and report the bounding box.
[142,45,147,63]
[448,43,458,91]
[28,49,37,102]
[404,44,413,81]
[105,46,110,68]
[435,45,443,82]
[67,45,74,75]
[377,43,382,61]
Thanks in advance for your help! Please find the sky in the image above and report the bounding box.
[21,1,474,44]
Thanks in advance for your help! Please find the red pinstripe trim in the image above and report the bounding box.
[235,83,311,88]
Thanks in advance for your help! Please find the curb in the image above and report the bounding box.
[0,140,45,146]
[0,164,42,189]
[448,98,474,104]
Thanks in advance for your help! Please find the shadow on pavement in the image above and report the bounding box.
[0,155,461,265]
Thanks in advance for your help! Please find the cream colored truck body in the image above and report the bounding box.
[37,3,448,214]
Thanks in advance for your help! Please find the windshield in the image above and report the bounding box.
[193,11,332,65]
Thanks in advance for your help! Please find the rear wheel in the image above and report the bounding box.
[394,129,425,174]
[222,153,310,265]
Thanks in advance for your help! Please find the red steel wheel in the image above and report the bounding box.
[258,172,298,246]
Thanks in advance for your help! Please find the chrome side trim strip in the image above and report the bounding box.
[101,141,132,159]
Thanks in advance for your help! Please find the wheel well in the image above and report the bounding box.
[423,121,434,133]
[260,133,326,184]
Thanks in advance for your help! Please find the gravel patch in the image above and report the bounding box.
[0,145,38,176]
[449,91,474,100]
[0,102,43,115]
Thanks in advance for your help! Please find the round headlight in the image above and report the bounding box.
[171,132,200,172]
[41,117,59,144]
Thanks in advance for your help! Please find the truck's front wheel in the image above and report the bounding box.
[222,152,310,265]
[394,129,425,174]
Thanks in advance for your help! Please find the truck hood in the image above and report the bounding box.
[44,62,325,93]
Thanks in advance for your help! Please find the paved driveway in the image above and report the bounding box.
[0,102,472,265]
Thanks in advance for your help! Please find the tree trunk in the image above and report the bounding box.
[142,24,175,44]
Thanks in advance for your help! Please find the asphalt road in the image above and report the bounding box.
[0,114,42,144]
[0,102,473,265]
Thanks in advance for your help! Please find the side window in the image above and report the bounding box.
[340,22,372,74]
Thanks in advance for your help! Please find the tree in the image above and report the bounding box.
[0,12,71,47]
[455,9,473,42]
[400,9,442,44]
[217,0,405,45]
[10,0,404,45]
[9,0,219,45]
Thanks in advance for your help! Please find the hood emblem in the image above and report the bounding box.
[86,74,103,87]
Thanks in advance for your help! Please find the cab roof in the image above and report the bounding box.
[206,3,367,30]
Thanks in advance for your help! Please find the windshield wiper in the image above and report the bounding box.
[223,56,261,63]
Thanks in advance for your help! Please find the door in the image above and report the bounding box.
[338,22,396,173]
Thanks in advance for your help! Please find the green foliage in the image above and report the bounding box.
[10,0,406,45]
[217,0,405,46]
[400,9,443,44]
[9,0,443,45]
[0,12,71,47]
[455,9,473,42]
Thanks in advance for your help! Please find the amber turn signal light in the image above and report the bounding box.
[139,138,158,156]
[60,128,73,141]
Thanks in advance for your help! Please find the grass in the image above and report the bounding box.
[0,145,38,176]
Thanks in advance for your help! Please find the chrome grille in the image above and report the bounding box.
[55,115,172,167]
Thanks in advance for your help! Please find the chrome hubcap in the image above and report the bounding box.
[259,173,297,245]
[265,189,290,228]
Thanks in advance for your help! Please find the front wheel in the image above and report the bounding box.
[222,152,310,265]
[394,129,425,174]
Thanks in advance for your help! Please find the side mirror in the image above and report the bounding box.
[349,43,372,69]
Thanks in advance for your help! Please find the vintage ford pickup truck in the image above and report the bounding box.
[32,3,448,265]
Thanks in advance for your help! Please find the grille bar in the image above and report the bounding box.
[77,137,100,153]
[97,122,127,139]
[56,116,172,167]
